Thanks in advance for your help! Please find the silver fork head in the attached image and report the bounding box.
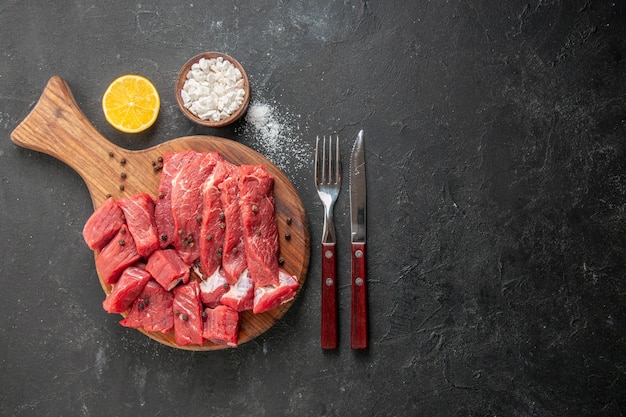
[315,135,341,244]
[315,135,341,187]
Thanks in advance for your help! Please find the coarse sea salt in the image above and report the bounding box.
[181,56,246,122]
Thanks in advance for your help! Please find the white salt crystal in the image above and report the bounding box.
[180,56,246,121]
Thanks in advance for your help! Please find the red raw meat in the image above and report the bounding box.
[203,305,239,347]
[118,193,159,258]
[172,280,204,346]
[120,280,174,333]
[102,265,152,314]
[95,227,142,285]
[145,249,190,290]
[197,266,229,308]
[171,152,222,264]
[253,269,299,314]
[218,162,247,283]
[155,150,199,249]
[198,160,231,276]
[239,165,280,287]
[83,197,125,251]
[220,269,254,312]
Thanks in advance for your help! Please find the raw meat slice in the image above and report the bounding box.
[102,265,152,314]
[95,227,142,285]
[145,249,190,290]
[155,150,199,249]
[118,193,159,258]
[239,165,280,287]
[172,280,203,346]
[120,280,174,333]
[203,305,239,347]
[218,162,247,283]
[83,197,125,251]
[220,269,254,312]
[195,266,229,308]
[253,269,299,314]
[171,152,222,264]
[198,159,231,276]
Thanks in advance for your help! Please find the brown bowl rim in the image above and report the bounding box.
[175,52,250,127]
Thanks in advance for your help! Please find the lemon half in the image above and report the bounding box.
[102,74,160,133]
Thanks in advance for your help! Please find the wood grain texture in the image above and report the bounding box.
[320,243,337,349]
[11,76,310,350]
[350,243,367,349]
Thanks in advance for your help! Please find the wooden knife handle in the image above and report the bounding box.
[351,243,367,349]
[321,243,338,349]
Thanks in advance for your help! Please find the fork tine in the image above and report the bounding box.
[334,135,340,184]
[322,135,328,184]
[315,135,320,184]
[325,135,331,184]
[326,135,337,185]
[326,135,338,185]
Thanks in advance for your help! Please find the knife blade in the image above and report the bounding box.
[349,129,367,349]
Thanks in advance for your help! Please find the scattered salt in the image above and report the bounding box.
[181,56,246,122]
[241,101,310,173]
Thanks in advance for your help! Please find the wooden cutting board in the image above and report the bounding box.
[10,76,311,351]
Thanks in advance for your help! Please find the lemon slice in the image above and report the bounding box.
[102,74,160,133]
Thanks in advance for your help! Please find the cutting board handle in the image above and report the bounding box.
[10,76,127,205]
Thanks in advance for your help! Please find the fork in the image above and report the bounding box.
[315,135,341,349]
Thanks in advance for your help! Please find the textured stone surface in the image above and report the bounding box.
[1,1,625,416]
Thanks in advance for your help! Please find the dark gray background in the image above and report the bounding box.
[1,1,625,416]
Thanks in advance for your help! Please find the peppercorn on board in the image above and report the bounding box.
[10,76,310,351]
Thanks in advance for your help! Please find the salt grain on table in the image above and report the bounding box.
[242,101,310,173]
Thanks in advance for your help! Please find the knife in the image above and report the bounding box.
[349,130,367,349]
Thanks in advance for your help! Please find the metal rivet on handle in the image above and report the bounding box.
[355,277,363,286]
[355,250,363,258]
[325,250,333,259]
[326,278,334,286]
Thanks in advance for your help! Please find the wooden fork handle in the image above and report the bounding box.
[321,243,338,349]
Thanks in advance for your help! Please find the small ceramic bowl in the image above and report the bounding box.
[175,52,250,127]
